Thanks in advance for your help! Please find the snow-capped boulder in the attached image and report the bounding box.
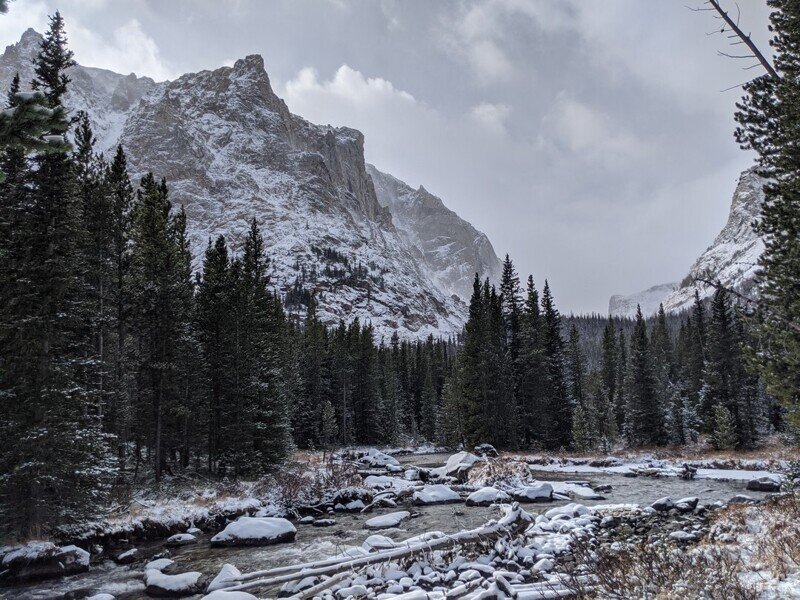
[473,443,499,458]
[164,533,197,547]
[144,568,204,597]
[544,503,590,519]
[511,483,553,503]
[442,451,483,480]
[210,517,296,547]
[87,594,115,600]
[413,484,462,505]
[207,564,241,592]
[650,497,675,512]
[113,548,139,564]
[364,511,411,530]
[746,475,781,492]
[0,542,90,583]
[356,448,401,468]
[312,518,337,527]
[465,487,510,507]
[675,497,699,512]
[145,558,175,572]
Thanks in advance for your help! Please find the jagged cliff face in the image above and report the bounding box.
[1,30,506,340]
[609,168,766,317]
[367,165,501,301]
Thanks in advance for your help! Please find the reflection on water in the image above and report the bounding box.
[7,461,771,600]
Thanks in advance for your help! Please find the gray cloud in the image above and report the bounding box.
[0,0,773,313]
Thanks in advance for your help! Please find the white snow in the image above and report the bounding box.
[465,487,510,506]
[207,563,242,591]
[511,484,553,502]
[412,484,462,505]
[145,557,174,571]
[144,568,203,593]
[365,511,411,530]
[210,516,296,546]
[202,592,258,600]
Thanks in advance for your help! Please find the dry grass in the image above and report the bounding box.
[565,535,758,599]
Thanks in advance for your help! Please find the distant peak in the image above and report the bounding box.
[233,54,266,73]
[21,28,42,41]
[417,185,427,194]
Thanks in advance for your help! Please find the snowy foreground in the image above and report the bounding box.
[2,448,799,599]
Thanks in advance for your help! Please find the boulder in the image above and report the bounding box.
[412,484,462,505]
[210,517,296,547]
[465,487,510,507]
[332,487,373,506]
[443,451,483,480]
[364,511,411,530]
[144,568,204,597]
[207,564,242,592]
[650,497,675,512]
[145,557,175,572]
[675,497,699,513]
[746,476,781,492]
[729,494,756,504]
[0,542,90,584]
[114,547,139,564]
[164,533,197,547]
[510,483,553,503]
[473,443,499,458]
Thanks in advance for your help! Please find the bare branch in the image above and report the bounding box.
[706,0,778,79]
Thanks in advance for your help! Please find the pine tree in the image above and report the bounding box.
[734,0,800,428]
[0,14,116,536]
[517,275,545,447]
[567,324,594,449]
[623,306,663,446]
[540,281,571,449]
[712,404,737,451]
[596,321,618,444]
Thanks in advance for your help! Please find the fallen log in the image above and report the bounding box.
[287,571,350,599]
[212,504,532,594]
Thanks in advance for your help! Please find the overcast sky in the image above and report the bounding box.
[0,0,775,313]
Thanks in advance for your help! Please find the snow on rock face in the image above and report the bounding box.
[0,31,498,341]
[412,484,462,505]
[367,164,502,301]
[202,592,259,600]
[210,516,296,547]
[164,533,197,547]
[609,168,767,317]
[207,563,242,592]
[144,568,204,596]
[364,510,411,530]
[441,451,483,478]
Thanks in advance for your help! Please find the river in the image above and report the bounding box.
[6,454,773,600]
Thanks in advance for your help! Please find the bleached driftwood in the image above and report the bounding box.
[213,504,532,594]
[287,571,350,599]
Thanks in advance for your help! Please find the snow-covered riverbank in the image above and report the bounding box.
[2,448,796,599]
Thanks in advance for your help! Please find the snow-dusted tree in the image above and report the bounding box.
[712,404,737,450]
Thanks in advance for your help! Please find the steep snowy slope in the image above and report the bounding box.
[609,168,766,317]
[0,29,155,154]
[1,30,504,340]
[608,282,678,319]
[367,164,501,301]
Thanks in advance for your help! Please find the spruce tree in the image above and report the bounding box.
[540,281,571,449]
[623,306,663,446]
[734,0,800,428]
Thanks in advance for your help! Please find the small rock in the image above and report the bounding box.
[729,494,756,505]
[746,476,781,492]
[144,569,204,597]
[164,533,197,548]
[114,548,139,564]
[650,497,674,512]
[312,518,337,527]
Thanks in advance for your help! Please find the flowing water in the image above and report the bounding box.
[5,455,773,600]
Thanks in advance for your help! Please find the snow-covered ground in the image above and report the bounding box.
[4,448,797,598]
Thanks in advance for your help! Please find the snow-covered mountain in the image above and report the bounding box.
[1,29,503,340]
[367,165,501,302]
[609,168,766,318]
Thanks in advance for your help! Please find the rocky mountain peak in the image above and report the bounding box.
[609,167,766,318]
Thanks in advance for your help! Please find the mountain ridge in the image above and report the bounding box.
[1,30,503,340]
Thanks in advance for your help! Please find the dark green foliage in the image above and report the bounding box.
[734,0,800,429]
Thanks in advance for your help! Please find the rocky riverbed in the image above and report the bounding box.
[1,449,786,599]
